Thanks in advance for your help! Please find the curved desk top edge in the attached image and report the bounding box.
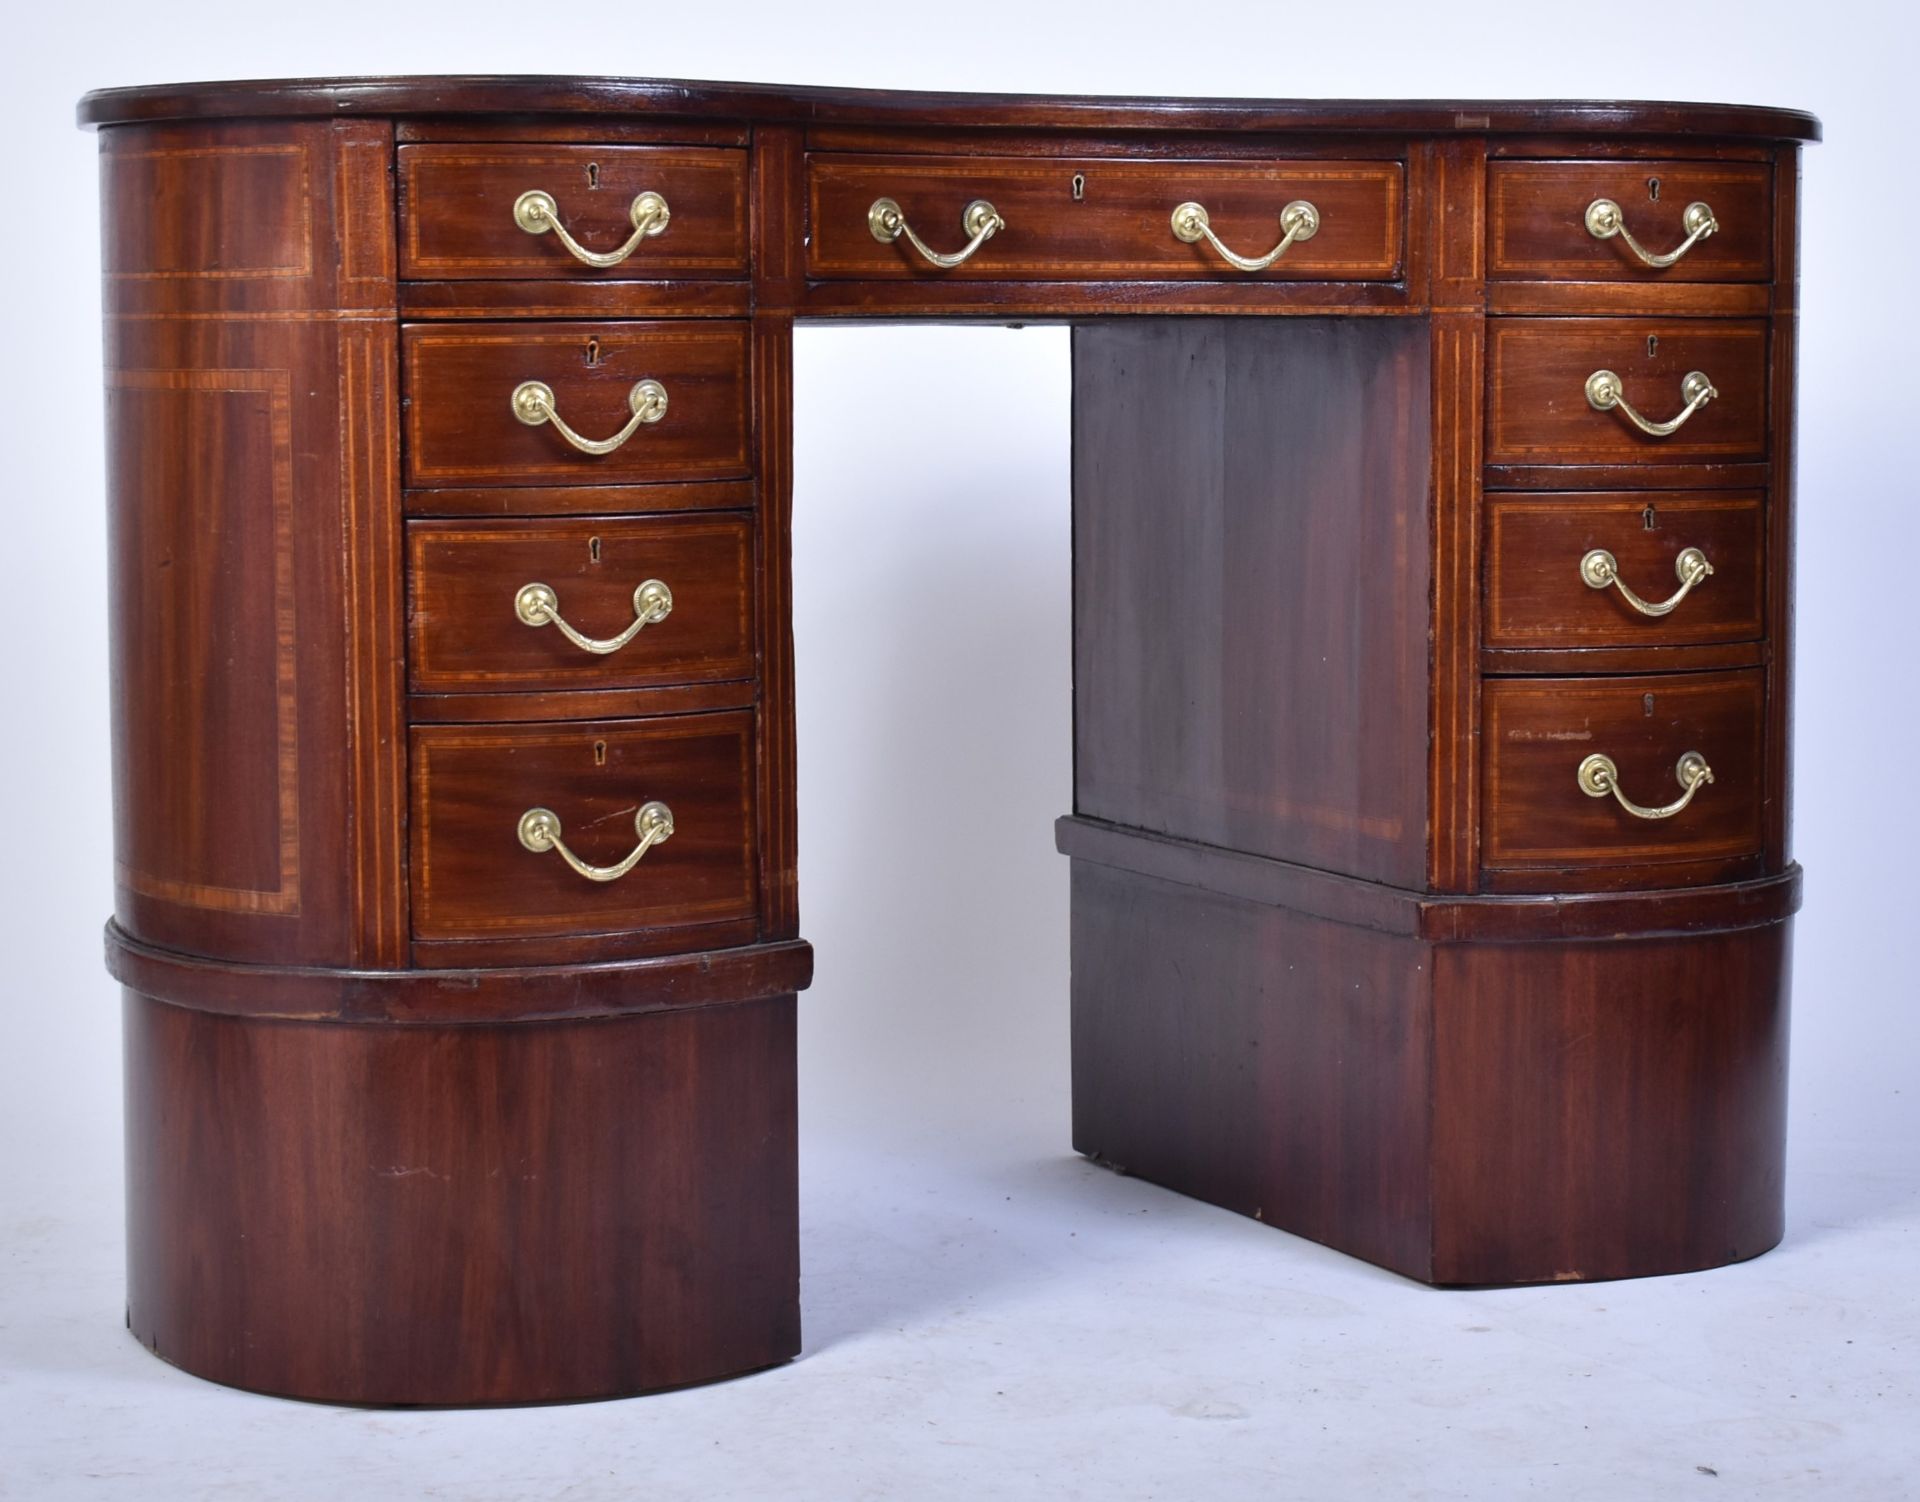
[75,75,1822,140]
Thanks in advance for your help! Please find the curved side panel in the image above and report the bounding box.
[124,990,800,1404]
[102,117,403,967]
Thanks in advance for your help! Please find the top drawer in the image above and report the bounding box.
[1489,160,1773,282]
[807,155,1405,281]
[398,145,750,280]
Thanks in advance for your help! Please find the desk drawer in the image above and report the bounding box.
[403,321,751,487]
[1487,318,1768,466]
[1482,670,1763,884]
[411,712,758,942]
[398,145,749,280]
[807,155,1404,280]
[407,515,755,694]
[1484,491,1764,650]
[1489,161,1773,282]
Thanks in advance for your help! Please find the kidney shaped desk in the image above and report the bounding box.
[78,77,1818,1404]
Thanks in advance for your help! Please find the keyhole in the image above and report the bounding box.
[1071,173,1086,202]
[588,536,602,563]
[593,740,608,766]
[585,338,601,367]
[1648,177,1661,202]
[1646,334,1659,359]
[586,161,600,190]
[1643,694,1656,718]
[1643,504,1659,531]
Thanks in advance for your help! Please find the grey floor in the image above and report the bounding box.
[3,1101,1915,1500]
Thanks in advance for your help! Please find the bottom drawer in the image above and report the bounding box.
[1482,669,1764,889]
[411,712,757,943]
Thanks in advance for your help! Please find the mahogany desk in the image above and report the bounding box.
[78,77,1819,1404]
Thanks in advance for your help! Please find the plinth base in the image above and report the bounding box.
[1064,829,1796,1285]
[119,966,800,1405]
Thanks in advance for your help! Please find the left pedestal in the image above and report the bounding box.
[91,114,807,1404]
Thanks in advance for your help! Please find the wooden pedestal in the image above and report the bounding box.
[1066,859,1793,1284]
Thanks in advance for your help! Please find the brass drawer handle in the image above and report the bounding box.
[511,378,668,456]
[1584,198,1718,269]
[1579,547,1713,617]
[517,800,674,883]
[515,579,673,654]
[1585,369,1716,438]
[513,189,670,269]
[1577,751,1714,821]
[867,196,1004,269]
[1170,199,1320,272]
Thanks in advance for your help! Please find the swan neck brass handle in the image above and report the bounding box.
[515,579,673,654]
[1584,198,1717,269]
[1577,752,1714,821]
[1170,199,1320,272]
[1579,547,1713,617]
[867,197,1004,269]
[1585,369,1716,437]
[513,189,670,269]
[512,378,668,456]
[517,800,675,883]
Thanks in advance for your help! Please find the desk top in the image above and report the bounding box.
[76,76,1821,140]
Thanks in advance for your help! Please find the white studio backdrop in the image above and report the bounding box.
[2,0,1915,1395]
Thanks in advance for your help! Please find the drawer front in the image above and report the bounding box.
[407,515,755,694]
[1484,491,1764,650]
[404,321,751,487]
[1489,161,1773,282]
[1482,670,1763,877]
[807,155,1405,281]
[1487,318,1768,465]
[398,145,749,280]
[412,713,757,941]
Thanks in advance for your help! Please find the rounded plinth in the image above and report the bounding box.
[122,982,799,1405]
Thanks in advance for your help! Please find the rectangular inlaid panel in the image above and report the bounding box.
[808,156,1405,280]
[398,145,750,280]
[101,142,313,280]
[407,514,755,693]
[108,369,299,915]
[1484,490,1764,650]
[1481,669,1764,882]
[1488,161,1773,282]
[410,712,758,941]
[1487,318,1769,464]
[1073,318,1431,887]
[402,321,751,487]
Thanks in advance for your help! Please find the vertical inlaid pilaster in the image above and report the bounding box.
[1425,139,1488,893]
[750,126,806,937]
[1762,145,1800,872]
[750,316,799,937]
[331,119,409,967]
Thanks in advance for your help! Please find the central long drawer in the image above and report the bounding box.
[807,154,1406,280]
